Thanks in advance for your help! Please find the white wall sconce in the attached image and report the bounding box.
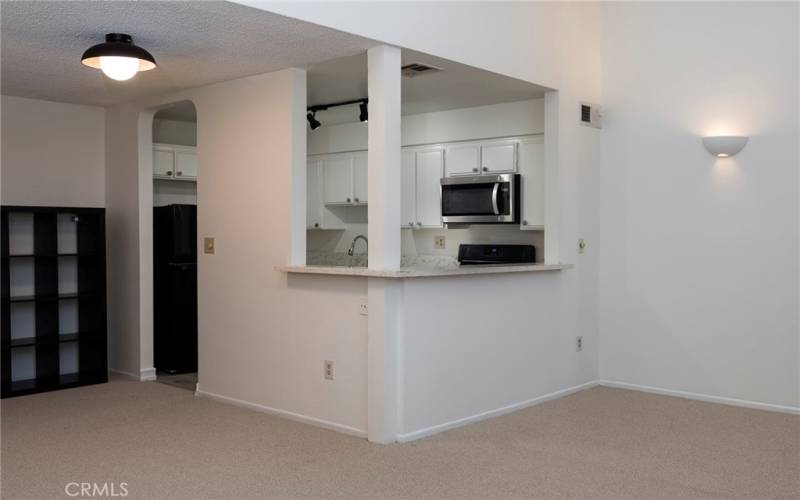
[702,136,748,158]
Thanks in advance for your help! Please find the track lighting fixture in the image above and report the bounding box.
[306,98,368,130]
[307,112,322,130]
[81,33,156,81]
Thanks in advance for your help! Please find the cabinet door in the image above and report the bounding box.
[518,136,545,229]
[175,151,198,179]
[352,152,368,204]
[444,143,481,176]
[481,140,517,173]
[323,155,354,204]
[416,148,444,228]
[401,150,416,228]
[153,148,175,177]
[307,160,322,229]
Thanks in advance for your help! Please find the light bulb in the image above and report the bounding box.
[99,56,139,81]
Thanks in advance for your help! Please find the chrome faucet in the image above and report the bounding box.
[347,235,368,256]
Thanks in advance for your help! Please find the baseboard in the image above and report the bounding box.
[139,367,157,382]
[600,380,800,415]
[396,380,599,443]
[195,387,368,439]
[108,368,138,380]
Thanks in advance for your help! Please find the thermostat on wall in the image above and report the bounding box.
[580,102,603,129]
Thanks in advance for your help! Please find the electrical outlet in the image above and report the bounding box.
[434,235,446,249]
[324,360,334,380]
[359,298,368,316]
[578,238,586,254]
[576,336,583,352]
[204,237,215,255]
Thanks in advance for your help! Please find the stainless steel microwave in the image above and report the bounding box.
[440,173,520,224]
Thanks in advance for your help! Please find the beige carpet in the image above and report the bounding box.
[2,377,798,499]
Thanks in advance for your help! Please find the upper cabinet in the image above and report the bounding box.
[321,152,368,206]
[517,136,545,230]
[444,139,517,176]
[153,144,197,181]
[401,147,444,229]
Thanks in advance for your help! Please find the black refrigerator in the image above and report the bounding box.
[154,204,198,374]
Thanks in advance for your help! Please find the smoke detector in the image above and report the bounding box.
[401,62,443,78]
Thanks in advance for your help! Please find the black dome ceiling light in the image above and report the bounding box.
[81,33,156,81]
[306,98,368,130]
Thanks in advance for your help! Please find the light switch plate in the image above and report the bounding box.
[204,237,215,255]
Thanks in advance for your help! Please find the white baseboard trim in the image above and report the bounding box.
[600,380,800,415]
[396,380,599,443]
[139,367,157,382]
[109,367,157,382]
[195,387,368,439]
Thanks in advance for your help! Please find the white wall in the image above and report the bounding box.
[153,118,196,147]
[255,1,605,438]
[598,2,799,409]
[1,96,105,207]
[106,70,369,434]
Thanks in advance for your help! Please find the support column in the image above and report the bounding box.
[289,68,308,266]
[367,45,402,270]
[366,45,403,444]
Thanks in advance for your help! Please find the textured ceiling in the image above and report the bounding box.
[307,50,547,122]
[1,1,378,106]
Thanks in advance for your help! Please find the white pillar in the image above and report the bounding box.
[367,45,402,270]
[366,45,403,444]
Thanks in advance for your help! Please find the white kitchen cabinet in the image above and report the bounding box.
[481,140,517,173]
[401,151,416,228]
[352,152,368,204]
[153,144,197,181]
[444,143,481,176]
[323,154,354,205]
[321,152,368,206]
[307,160,322,229]
[401,147,444,229]
[518,136,545,229]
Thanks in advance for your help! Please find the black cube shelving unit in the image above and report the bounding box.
[1,206,107,398]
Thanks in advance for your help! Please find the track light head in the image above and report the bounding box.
[307,112,321,130]
[359,101,368,123]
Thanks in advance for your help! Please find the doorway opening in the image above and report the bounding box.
[151,101,198,392]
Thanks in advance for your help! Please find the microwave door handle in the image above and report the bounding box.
[491,182,500,215]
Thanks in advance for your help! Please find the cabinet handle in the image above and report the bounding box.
[472,167,478,173]
[483,166,489,172]
[522,220,528,226]
[166,171,173,176]
[354,197,359,203]
[408,222,414,227]
[346,198,351,203]
[417,221,422,226]
[314,223,319,228]
[177,171,183,176]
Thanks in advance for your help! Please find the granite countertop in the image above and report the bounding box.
[276,260,572,279]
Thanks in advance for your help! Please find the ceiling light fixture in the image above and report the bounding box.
[81,33,156,81]
[702,136,748,158]
[306,98,368,130]
[306,112,322,130]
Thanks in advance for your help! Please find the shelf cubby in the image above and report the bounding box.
[1,206,107,398]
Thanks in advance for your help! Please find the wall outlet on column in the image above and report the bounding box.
[576,336,583,352]
[578,238,586,254]
[434,235,446,249]
[324,360,334,380]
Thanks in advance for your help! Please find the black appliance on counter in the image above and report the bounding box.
[154,204,197,374]
[457,244,536,265]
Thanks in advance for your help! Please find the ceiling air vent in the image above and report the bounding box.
[401,62,443,78]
